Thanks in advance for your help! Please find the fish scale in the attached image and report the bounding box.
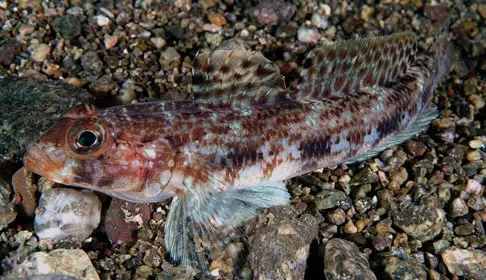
[24,31,453,270]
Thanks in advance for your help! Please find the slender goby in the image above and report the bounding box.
[23,31,452,267]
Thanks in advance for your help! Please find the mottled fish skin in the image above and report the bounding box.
[23,31,452,267]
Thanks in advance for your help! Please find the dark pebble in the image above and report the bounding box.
[0,39,22,66]
[57,14,82,40]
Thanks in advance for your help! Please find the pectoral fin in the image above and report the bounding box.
[164,181,290,268]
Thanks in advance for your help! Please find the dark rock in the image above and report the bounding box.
[424,4,449,21]
[164,25,187,40]
[384,257,427,280]
[0,39,22,66]
[0,177,17,230]
[0,75,94,167]
[372,232,393,252]
[88,75,117,96]
[342,16,361,34]
[56,14,82,40]
[315,189,352,211]
[350,167,379,186]
[404,140,427,157]
[250,0,296,27]
[324,238,377,280]
[392,205,445,242]
[454,223,475,236]
[81,52,103,73]
[104,198,152,244]
[248,213,318,279]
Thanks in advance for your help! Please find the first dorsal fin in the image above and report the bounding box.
[191,46,288,105]
[297,32,417,99]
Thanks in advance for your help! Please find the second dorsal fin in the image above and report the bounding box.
[297,32,417,99]
[191,47,288,105]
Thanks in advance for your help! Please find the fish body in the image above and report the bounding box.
[24,32,452,267]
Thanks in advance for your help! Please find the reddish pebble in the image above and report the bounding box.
[104,198,152,244]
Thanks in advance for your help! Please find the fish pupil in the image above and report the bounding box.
[77,131,97,147]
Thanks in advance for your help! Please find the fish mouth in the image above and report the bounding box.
[23,143,65,182]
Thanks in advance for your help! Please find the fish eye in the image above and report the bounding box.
[68,122,105,154]
[77,131,98,148]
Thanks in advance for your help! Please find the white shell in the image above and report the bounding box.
[34,188,101,242]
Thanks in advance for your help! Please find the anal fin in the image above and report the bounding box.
[344,107,439,165]
[164,181,290,269]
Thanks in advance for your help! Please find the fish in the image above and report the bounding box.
[23,31,452,268]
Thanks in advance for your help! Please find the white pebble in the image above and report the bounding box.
[31,43,50,63]
[465,179,483,195]
[95,15,110,26]
[311,13,329,29]
[297,26,321,44]
[468,139,484,149]
[150,37,166,49]
[34,188,101,242]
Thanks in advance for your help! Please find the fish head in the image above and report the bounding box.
[24,105,151,195]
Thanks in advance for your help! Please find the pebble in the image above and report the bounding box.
[0,178,17,230]
[442,247,486,279]
[199,0,215,10]
[117,79,140,104]
[104,198,152,244]
[389,167,408,189]
[15,249,99,279]
[464,179,483,195]
[249,213,318,279]
[327,208,346,225]
[423,4,449,21]
[250,0,296,26]
[466,150,481,162]
[468,139,484,149]
[95,15,111,26]
[392,205,445,242]
[30,43,51,63]
[81,51,103,73]
[11,167,37,216]
[468,94,485,110]
[360,6,374,22]
[150,37,166,49]
[343,219,358,234]
[384,257,427,280]
[311,13,328,29]
[454,223,474,236]
[297,26,321,44]
[315,189,352,211]
[0,39,21,66]
[88,75,117,95]
[478,4,486,19]
[34,188,101,242]
[404,140,427,157]
[104,35,118,49]
[324,238,377,280]
[161,47,181,64]
[450,197,469,217]
[373,232,393,251]
[57,14,82,40]
[208,13,227,26]
[467,194,485,211]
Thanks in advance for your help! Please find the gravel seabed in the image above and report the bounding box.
[0,0,485,279]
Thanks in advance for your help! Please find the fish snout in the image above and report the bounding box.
[24,143,65,179]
